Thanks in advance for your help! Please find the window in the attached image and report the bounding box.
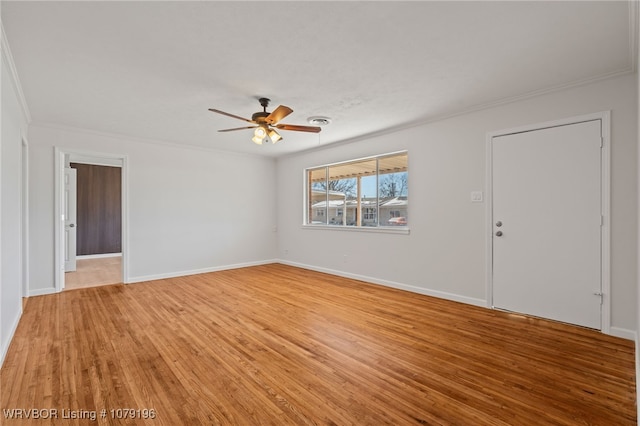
[306,152,408,228]
[363,208,376,221]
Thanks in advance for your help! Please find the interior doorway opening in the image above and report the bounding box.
[54,148,128,292]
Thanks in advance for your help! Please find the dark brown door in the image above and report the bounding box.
[69,163,122,255]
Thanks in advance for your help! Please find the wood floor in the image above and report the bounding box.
[64,256,122,290]
[1,264,636,425]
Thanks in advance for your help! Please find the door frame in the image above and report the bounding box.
[21,135,29,299]
[485,111,610,334]
[63,167,77,274]
[54,147,129,292]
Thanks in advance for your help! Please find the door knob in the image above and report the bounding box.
[69,224,75,228]
[495,230,503,237]
[496,221,503,227]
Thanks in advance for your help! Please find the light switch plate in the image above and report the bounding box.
[470,191,483,203]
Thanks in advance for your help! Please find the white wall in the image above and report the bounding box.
[27,125,278,292]
[277,73,638,335]
[1,36,28,364]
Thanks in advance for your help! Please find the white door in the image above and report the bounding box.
[64,167,77,273]
[491,120,602,329]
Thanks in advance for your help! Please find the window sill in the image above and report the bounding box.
[302,224,410,235]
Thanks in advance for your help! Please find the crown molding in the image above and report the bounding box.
[1,21,32,124]
[29,121,273,161]
[285,67,634,159]
[35,66,634,163]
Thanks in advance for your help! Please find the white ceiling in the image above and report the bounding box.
[1,1,635,157]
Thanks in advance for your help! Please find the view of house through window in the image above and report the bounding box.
[306,152,408,227]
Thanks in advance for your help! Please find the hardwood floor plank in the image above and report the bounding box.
[1,264,635,425]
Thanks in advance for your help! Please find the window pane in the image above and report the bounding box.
[378,153,408,226]
[308,167,327,224]
[326,167,355,226]
[329,159,375,227]
[326,177,354,226]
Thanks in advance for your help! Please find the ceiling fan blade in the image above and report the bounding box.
[218,126,257,132]
[275,123,322,133]
[209,108,254,123]
[265,105,293,125]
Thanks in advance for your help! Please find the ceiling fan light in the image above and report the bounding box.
[268,129,282,143]
[252,126,267,144]
[254,126,267,138]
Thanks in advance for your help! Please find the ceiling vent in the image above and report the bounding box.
[307,116,332,126]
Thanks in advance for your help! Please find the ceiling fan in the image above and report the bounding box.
[209,98,321,145]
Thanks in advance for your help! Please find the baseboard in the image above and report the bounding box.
[77,253,122,260]
[28,287,58,297]
[1,306,22,368]
[277,259,486,308]
[608,327,637,341]
[127,259,278,284]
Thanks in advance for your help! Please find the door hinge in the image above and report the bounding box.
[600,137,603,148]
[600,215,604,226]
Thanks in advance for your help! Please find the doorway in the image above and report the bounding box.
[67,161,123,289]
[54,148,128,291]
[487,112,610,332]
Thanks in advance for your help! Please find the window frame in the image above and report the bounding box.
[303,151,409,234]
